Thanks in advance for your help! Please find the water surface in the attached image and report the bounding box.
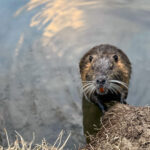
[0,0,150,149]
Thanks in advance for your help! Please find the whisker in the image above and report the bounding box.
[109,80,128,89]
[80,83,93,92]
[109,86,115,94]
[110,82,122,94]
[89,86,95,98]
[82,84,93,92]
[83,92,90,102]
[82,82,96,100]
[109,84,118,95]
[91,87,96,98]
[83,89,93,99]
[82,83,93,88]
[80,84,92,95]
[111,83,122,94]
[84,86,93,96]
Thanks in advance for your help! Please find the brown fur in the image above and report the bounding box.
[79,44,132,142]
[79,44,131,85]
[79,44,131,101]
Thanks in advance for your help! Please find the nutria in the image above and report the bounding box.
[79,44,132,113]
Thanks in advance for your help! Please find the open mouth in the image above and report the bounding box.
[99,87,105,93]
[96,86,108,95]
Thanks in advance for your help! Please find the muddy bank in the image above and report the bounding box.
[81,103,150,150]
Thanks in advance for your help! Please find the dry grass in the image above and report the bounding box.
[0,129,71,150]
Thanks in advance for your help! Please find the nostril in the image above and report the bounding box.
[96,79,106,85]
[101,79,106,84]
[96,79,100,84]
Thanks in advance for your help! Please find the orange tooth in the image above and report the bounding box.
[100,87,104,93]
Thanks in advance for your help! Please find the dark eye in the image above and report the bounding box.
[113,55,118,62]
[89,55,93,62]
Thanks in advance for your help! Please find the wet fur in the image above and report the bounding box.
[79,44,131,112]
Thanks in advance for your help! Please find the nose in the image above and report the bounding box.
[96,78,106,85]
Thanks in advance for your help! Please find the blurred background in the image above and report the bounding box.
[0,0,150,149]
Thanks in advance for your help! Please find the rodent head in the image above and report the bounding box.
[79,44,131,99]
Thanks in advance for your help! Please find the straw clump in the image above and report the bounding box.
[0,129,71,150]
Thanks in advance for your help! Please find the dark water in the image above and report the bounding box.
[0,0,150,149]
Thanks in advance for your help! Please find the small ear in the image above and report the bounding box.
[79,57,84,74]
[79,53,87,74]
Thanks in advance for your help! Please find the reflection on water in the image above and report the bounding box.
[15,0,98,41]
[15,34,24,57]
[0,0,150,149]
